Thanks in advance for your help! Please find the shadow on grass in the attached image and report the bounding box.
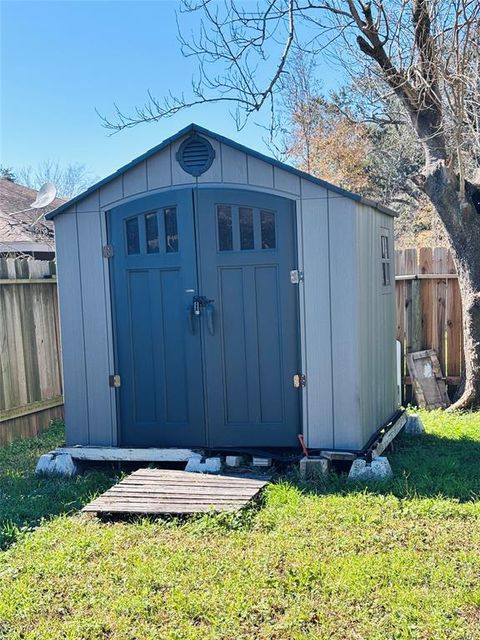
[288,431,480,502]
[0,421,118,550]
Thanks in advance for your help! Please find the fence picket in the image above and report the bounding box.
[0,259,63,444]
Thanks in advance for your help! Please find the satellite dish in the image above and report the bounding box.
[5,182,58,217]
[30,182,56,209]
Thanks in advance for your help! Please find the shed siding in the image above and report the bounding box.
[54,208,89,445]
[77,212,115,446]
[356,204,397,444]
[123,161,147,197]
[299,197,334,448]
[328,195,362,449]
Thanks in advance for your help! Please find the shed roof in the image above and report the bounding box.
[46,123,396,219]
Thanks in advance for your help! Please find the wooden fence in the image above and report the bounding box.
[395,247,463,403]
[0,258,63,445]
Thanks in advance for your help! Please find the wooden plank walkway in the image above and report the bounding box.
[82,468,269,515]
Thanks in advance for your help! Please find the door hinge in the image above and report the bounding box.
[109,374,121,388]
[290,269,304,284]
[293,374,306,388]
[103,244,114,258]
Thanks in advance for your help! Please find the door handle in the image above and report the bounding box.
[189,296,215,335]
[205,301,215,336]
[187,305,198,335]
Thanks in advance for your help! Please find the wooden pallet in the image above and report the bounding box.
[82,468,269,515]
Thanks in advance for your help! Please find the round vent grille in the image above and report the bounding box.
[176,134,215,177]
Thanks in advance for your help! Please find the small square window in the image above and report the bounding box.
[239,207,254,250]
[145,213,159,253]
[126,217,140,255]
[260,210,276,249]
[217,205,233,251]
[164,207,178,253]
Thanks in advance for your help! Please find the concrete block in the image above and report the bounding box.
[35,453,55,475]
[299,456,329,479]
[348,456,393,481]
[185,455,222,474]
[252,457,272,467]
[51,453,81,477]
[225,455,242,467]
[404,414,425,435]
[35,452,80,477]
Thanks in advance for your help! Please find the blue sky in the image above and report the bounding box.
[1,0,341,181]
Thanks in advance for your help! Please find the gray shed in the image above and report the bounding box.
[47,123,398,453]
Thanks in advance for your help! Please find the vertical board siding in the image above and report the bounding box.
[123,161,148,197]
[147,147,173,189]
[328,196,362,449]
[395,247,463,402]
[100,176,123,208]
[273,167,301,196]
[0,259,63,445]
[55,210,89,444]
[300,198,334,448]
[220,144,248,184]
[356,205,397,446]
[77,212,115,445]
[247,155,274,189]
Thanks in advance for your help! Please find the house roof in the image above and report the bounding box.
[46,123,397,219]
[0,178,66,251]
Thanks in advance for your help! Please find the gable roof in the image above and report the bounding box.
[0,178,66,251]
[46,123,396,219]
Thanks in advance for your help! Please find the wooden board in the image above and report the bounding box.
[407,349,450,409]
[55,446,196,462]
[82,468,269,515]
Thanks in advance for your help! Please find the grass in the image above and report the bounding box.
[0,411,479,639]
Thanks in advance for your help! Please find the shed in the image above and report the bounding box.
[47,124,398,453]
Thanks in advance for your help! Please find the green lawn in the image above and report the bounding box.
[0,412,479,639]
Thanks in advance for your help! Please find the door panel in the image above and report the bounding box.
[109,189,205,447]
[196,189,300,447]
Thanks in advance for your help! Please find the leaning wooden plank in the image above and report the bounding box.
[407,349,450,409]
[371,412,408,458]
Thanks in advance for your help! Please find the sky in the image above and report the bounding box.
[1,0,342,182]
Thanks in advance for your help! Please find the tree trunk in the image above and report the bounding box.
[423,160,480,409]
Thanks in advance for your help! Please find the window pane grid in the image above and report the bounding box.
[126,218,140,255]
[164,207,178,253]
[217,204,233,251]
[380,233,391,286]
[145,212,159,254]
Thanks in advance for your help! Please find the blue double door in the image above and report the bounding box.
[109,188,300,448]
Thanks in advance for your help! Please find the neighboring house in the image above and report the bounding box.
[0,178,65,259]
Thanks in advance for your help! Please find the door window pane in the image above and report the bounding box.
[260,210,276,249]
[126,217,140,254]
[145,213,159,253]
[239,207,254,250]
[217,204,233,251]
[164,207,178,253]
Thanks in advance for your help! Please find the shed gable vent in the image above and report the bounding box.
[176,135,215,177]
